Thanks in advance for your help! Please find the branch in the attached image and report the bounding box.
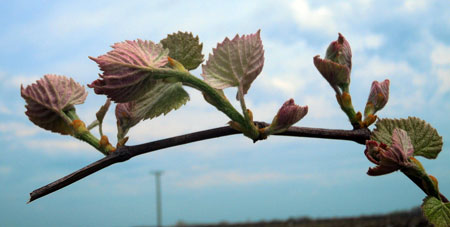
[29,122,370,203]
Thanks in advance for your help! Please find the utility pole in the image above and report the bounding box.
[150,171,163,227]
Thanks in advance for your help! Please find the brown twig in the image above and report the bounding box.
[28,122,370,203]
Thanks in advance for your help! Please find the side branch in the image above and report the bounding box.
[29,123,370,203]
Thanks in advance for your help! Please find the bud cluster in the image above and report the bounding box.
[313,33,390,128]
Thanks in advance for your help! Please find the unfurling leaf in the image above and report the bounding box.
[92,98,111,136]
[313,56,350,93]
[21,74,87,135]
[422,196,450,227]
[314,33,352,94]
[364,79,390,117]
[371,117,443,159]
[364,129,414,176]
[88,39,169,103]
[161,32,204,70]
[115,82,189,139]
[325,33,352,70]
[266,99,308,135]
[96,98,111,124]
[201,30,264,98]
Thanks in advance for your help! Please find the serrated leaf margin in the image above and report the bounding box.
[371,117,443,159]
[422,196,450,227]
[21,74,88,135]
[161,31,204,70]
[115,82,189,139]
[201,30,264,97]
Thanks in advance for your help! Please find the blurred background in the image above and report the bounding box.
[0,0,449,226]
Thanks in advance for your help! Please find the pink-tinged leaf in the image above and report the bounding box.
[364,129,414,176]
[366,79,390,113]
[313,55,350,92]
[367,164,399,176]
[96,98,111,124]
[21,74,87,135]
[391,128,414,158]
[201,30,264,98]
[115,102,138,140]
[364,140,383,165]
[89,39,169,103]
[325,33,352,70]
[267,99,308,134]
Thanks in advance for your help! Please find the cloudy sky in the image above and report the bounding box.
[1,0,449,226]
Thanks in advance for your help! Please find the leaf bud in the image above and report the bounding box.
[266,99,308,135]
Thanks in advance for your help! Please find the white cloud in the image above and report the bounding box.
[265,77,304,98]
[302,95,340,120]
[430,43,450,94]
[354,56,415,81]
[435,68,450,94]
[353,55,432,113]
[25,139,98,156]
[431,43,450,65]
[0,122,40,137]
[0,101,11,114]
[258,39,322,99]
[172,167,364,189]
[350,34,385,51]
[0,166,12,176]
[290,0,336,34]
[6,75,41,87]
[402,0,428,12]
[174,170,304,189]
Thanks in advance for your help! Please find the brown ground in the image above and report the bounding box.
[175,207,431,227]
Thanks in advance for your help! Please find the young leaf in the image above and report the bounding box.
[371,117,443,159]
[96,98,111,124]
[364,129,414,176]
[266,99,308,135]
[115,82,189,139]
[422,196,450,227]
[95,98,111,136]
[364,79,390,117]
[161,32,204,70]
[21,74,88,135]
[313,56,350,93]
[201,30,264,98]
[88,39,169,103]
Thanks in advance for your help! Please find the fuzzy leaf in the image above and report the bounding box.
[371,117,443,159]
[268,99,308,134]
[115,82,189,139]
[201,30,264,98]
[422,196,450,227]
[391,128,414,158]
[88,39,169,103]
[21,74,87,135]
[313,56,350,91]
[161,32,204,70]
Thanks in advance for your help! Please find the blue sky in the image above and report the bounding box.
[1,0,450,226]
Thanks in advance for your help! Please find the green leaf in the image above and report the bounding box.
[422,196,450,227]
[134,82,189,120]
[371,117,443,159]
[161,31,204,70]
[115,82,189,139]
[201,30,264,98]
